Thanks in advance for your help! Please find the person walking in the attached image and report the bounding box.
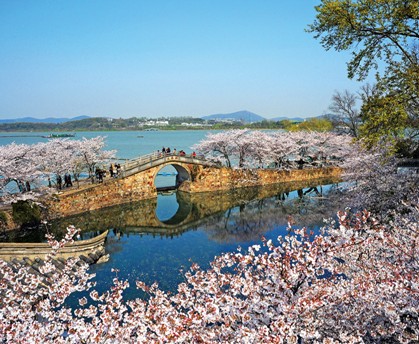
[56,174,62,190]
[66,173,73,187]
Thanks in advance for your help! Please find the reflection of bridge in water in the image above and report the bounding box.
[52,177,340,240]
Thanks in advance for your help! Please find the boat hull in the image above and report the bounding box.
[0,230,108,261]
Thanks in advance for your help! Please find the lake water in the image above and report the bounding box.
[0,130,342,299]
[0,130,214,188]
[0,130,212,158]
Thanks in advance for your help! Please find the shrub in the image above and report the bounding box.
[12,200,41,227]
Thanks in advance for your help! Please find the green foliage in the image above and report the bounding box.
[279,119,294,130]
[246,120,283,129]
[359,94,408,149]
[0,211,8,228]
[284,118,333,132]
[308,0,419,81]
[310,0,419,156]
[358,60,419,155]
[0,122,57,131]
[12,201,41,227]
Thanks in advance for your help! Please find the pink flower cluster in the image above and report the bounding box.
[1,202,418,342]
[0,136,115,203]
[192,130,353,169]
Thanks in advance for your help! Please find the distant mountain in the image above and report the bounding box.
[201,111,266,123]
[270,116,306,122]
[0,116,90,124]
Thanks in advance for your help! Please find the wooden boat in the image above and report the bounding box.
[0,230,108,262]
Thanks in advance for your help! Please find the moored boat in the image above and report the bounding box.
[42,133,76,138]
[0,230,108,262]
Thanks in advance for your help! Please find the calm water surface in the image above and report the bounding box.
[54,181,340,299]
[1,130,341,299]
[0,130,212,158]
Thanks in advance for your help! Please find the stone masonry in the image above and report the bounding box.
[47,161,342,218]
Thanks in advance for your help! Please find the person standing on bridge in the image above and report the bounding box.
[162,147,166,155]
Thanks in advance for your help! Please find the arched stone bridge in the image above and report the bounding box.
[119,151,215,188]
[48,151,342,218]
[49,152,219,217]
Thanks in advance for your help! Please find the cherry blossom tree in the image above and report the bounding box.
[264,131,299,168]
[192,131,237,167]
[0,137,116,203]
[0,142,46,202]
[341,141,418,216]
[192,129,254,168]
[70,136,116,181]
[36,140,76,175]
[229,129,254,168]
[194,130,353,169]
[245,130,273,168]
[1,194,417,342]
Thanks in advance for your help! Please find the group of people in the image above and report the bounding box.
[94,163,121,183]
[159,147,197,158]
[52,172,73,190]
[109,163,121,178]
[17,180,31,193]
[47,149,202,190]
[95,168,106,183]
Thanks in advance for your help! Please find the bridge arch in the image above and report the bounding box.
[153,162,191,189]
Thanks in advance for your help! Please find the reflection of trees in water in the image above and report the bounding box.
[201,185,341,244]
[47,181,342,246]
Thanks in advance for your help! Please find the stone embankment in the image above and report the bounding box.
[48,165,342,218]
[179,166,342,193]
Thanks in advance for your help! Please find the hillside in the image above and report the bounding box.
[270,116,305,122]
[0,116,89,124]
[0,112,323,132]
[201,110,265,123]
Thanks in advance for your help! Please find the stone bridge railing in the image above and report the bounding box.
[120,151,214,177]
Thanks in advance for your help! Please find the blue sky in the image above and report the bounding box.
[0,1,363,119]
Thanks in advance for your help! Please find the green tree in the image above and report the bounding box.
[359,92,409,149]
[285,118,333,132]
[309,0,419,154]
[308,0,419,80]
